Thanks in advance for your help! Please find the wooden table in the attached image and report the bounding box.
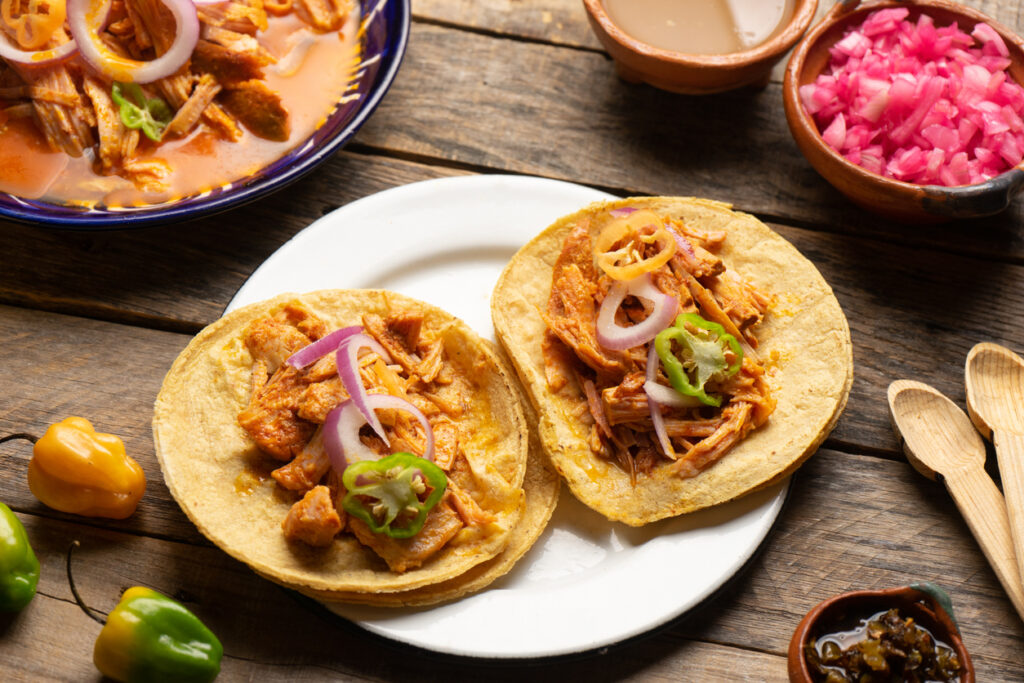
[3,0,1024,679]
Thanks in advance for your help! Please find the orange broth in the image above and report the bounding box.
[0,9,361,207]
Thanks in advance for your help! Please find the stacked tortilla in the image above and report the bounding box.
[153,290,559,606]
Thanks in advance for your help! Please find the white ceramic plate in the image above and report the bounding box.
[227,174,788,659]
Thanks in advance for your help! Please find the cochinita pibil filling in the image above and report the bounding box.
[543,207,776,482]
[0,0,359,206]
[237,302,499,573]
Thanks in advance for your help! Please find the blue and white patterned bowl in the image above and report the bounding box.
[1,0,410,229]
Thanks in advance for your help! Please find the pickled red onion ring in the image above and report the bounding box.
[68,0,198,83]
[645,343,675,458]
[323,395,435,472]
[596,272,678,351]
[643,379,704,409]
[0,34,78,67]
[285,326,362,370]
[335,333,392,443]
[608,207,637,218]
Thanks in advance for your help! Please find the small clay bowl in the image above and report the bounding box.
[784,0,1024,223]
[788,585,975,682]
[582,0,818,94]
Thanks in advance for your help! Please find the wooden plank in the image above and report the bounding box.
[412,0,1024,58]
[355,21,1024,258]
[0,306,209,544]
[415,0,602,50]
[2,447,1022,679]
[0,513,789,681]
[0,153,465,332]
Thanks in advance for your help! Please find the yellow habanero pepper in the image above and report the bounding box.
[29,417,146,519]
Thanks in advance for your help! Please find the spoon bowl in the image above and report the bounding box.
[888,380,1024,621]
[965,342,1024,437]
[887,380,985,478]
[965,342,1024,595]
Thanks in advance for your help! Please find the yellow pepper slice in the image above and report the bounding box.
[593,209,677,281]
[2,0,66,51]
[28,417,146,519]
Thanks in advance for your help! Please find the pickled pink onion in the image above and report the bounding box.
[323,395,435,472]
[285,326,362,370]
[596,272,677,351]
[801,8,1024,186]
[68,0,198,83]
[335,333,392,443]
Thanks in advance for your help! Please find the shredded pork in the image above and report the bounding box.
[235,301,484,570]
[544,211,776,482]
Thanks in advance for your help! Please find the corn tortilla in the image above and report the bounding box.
[491,197,853,526]
[154,290,533,596]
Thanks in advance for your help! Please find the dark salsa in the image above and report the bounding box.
[805,608,962,683]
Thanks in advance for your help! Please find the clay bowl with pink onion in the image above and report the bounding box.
[788,584,974,682]
[784,0,1024,223]
[582,0,818,94]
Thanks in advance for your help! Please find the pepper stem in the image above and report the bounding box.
[0,433,38,445]
[67,541,106,626]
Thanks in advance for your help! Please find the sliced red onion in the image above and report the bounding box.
[643,380,704,409]
[609,207,637,217]
[336,333,392,442]
[285,326,362,370]
[596,273,678,351]
[69,0,199,83]
[323,394,435,472]
[0,35,78,67]
[645,343,674,458]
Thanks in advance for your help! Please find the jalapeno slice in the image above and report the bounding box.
[341,453,447,539]
[654,313,743,407]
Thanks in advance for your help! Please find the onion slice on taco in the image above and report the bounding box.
[153,290,536,598]
[491,197,853,526]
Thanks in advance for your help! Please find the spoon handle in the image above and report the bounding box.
[994,429,1024,590]
[944,464,1024,622]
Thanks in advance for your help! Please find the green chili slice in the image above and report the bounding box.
[341,453,447,539]
[111,82,172,142]
[654,313,743,407]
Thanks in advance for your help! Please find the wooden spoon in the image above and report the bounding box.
[965,342,1024,590]
[888,380,1024,621]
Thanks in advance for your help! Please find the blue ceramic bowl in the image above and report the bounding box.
[1,0,410,229]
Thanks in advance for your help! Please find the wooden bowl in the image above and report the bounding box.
[582,0,818,94]
[783,0,1024,223]
[788,585,975,682]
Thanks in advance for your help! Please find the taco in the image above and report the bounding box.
[153,289,540,600]
[491,197,853,526]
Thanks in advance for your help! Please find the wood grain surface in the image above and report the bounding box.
[1,0,1023,680]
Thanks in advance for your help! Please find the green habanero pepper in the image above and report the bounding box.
[0,501,39,612]
[342,452,447,539]
[110,82,172,142]
[93,586,223,683]
[654,313,743,407]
